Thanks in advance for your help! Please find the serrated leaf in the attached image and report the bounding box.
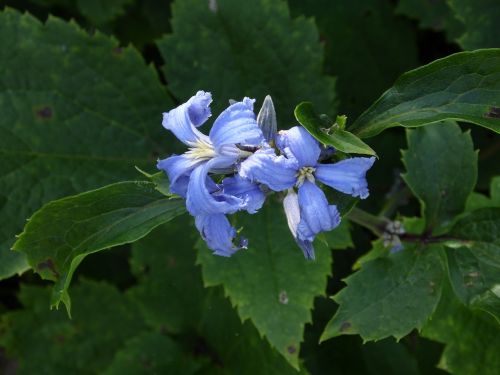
[421,281,500,375]
[0,9,171,280]
[12,181,185,311]
[129,222,306,374]
[294,102,376,156]
[350,49,500,138]
[446,207,500,321]
[103,332,202,375]
[396,0,465,41]
[402,122,477,232]
[197,203,331,368]
[0,279,146,375]
[466,176,500,210]
[76,0,133,25]
[321,245,445,342]
[158,0,336,124]
[289,0,418,118]
[448,0,500,50]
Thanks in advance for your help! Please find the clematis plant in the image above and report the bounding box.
[157,91,375,258]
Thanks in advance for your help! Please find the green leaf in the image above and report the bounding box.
[158,0,336,124]
[12,181,185,311]
[0,9,171,280]
[129,222,306,374]
[402,122,477,232]
[288,0,418,118]
[128,217,206,333]
[0,279,146,375]
[448,0,500,50]
[446,207,500,321]
[321,220,353,250]
[350,49,500,138]
[197,203,332,368]
[321,245,445,342]
[76,0,133,25]
[421,281,500,375]
[294,102,376,156]
[103,332,202,375]
[396,0,465,41]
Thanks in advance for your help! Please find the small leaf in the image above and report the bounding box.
[321,245,445,342]
[295,102,376,156]
[12,181,186,312]
[197,203,332,368]
[350,49,500,138]
[402,122,477,232]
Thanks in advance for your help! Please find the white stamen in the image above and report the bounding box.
[185,139,216,161]
[295,166,316,187]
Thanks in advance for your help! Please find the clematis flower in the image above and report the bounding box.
[157,91,266,256]
[240,126,375,259]
[157,90,264,203]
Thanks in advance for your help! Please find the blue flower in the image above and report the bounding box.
[157,91,266,256]
[240,126,375,259]
[157,91,264,199]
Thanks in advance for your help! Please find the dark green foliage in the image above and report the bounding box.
[402,122,477,232]
[0,9,171,279]
[158,0,336,124]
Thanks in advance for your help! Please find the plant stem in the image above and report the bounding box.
[347,207,390,237]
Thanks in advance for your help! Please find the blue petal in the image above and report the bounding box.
[162,91,212,145]
[222,175,265,214]
[239,148,297,191]
[186,161,244,216]
[195,214,241,257]
[276,126,320,168]
[315,157,376,199]
[283,191,315,259]
[297,181,340,241]
[209,97,264,150]
[157,154,200,197]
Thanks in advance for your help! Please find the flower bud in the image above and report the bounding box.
[257,95,277,143]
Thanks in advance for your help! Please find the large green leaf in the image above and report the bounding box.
[0,279,146,375]
[12,181,185,311]
[294,102,376,156]
[129,223,306,374]
[197,203,332,368]
[446,207,500,321]
[350,49,500,138]
[158,0,336,124]
[289,0,418,118]
[421,281,500,375]
[0,9,171,280]
[321,245,445,342]
[402,122,477,232]
[448,0,500,50]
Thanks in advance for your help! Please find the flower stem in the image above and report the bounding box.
[347,207,390,237]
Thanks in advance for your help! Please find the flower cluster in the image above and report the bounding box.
[157,91,375,259]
